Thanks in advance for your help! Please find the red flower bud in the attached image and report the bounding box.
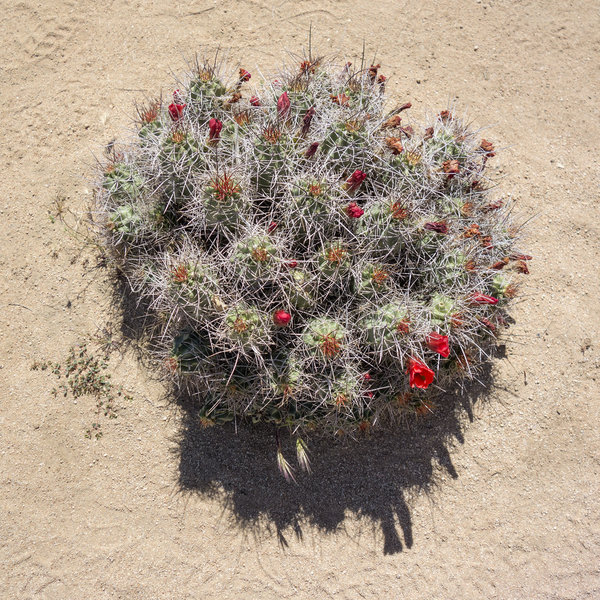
[286,260,298,268]
[424,221,449,234]
[345,170,367,192]
[249,96,261,107]
[426,333,450,358]
[273,310,291,327]
[345,202,364,218]
[407,358,435,389]
[301,106,316,136]
[238,68,251,83]
[277,91,290,120]
[268,221,278,233]
[362,373,372,381]
[168,103,186,121]
[305,142,319,158]
[208,118,222,141]
[470,292,499,305]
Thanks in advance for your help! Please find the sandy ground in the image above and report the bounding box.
[1,1,599,598]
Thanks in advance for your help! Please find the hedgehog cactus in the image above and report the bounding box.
[95,51,529,478]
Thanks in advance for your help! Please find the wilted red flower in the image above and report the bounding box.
[424,221,449,234]
[426,332,450,358]
[439,110,452,121]
[514,260,530,274]
[249,96,261,107]
[345,169,367,192]
[172,264,188,283]
[268,221,278,233]
[463,223,481,238]
[386,137,404,154]
[208,118,222,141]
[398,102,412,112]
[478,317,496,332]
[168,102,186,122]
[442,159,460,175]
[390,202,409,220]
[484,200,504,210]
[305,142,319,158]
[396,319,410,334]
[400,125,414,138]
[238,68,251,83]
[345,202,364,218]
[470,292,499,305]
[277,91,290,119]
[377,75,387,85]
[368,63,380,82]
[480,139,495,157]
[301,106,316,136]
[273,310,291,327]
[330,93,350,106]
[509,253,533,261]
[491,258,510,270]
[382,115,402,129]
[407,358,435,389]
[424,126,434,140]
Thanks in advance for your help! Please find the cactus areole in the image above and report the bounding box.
[95,50,529,475]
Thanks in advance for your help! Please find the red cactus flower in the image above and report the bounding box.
[305,142,319,158]
[249,96,261,107]
[407,358,435,389]
[345,170,367,192]
[268,221,278,233]
[470,292,499,305]
[286,260,298,268]
[426,332,450,358]
[277,91,291,119]
[345,202,364,218]
[168,102,186,121]
[238,68,251,83]
[362,372,372,381]
[424,221,449,234]
[273,310,292,327]
[208,118,222,141]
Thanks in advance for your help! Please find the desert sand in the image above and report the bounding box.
[1,1,599,598]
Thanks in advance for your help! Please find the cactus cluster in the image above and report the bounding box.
[95,52,529,477]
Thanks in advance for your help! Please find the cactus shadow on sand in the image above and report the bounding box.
[175,373,491,555]
[112,268,495,555]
